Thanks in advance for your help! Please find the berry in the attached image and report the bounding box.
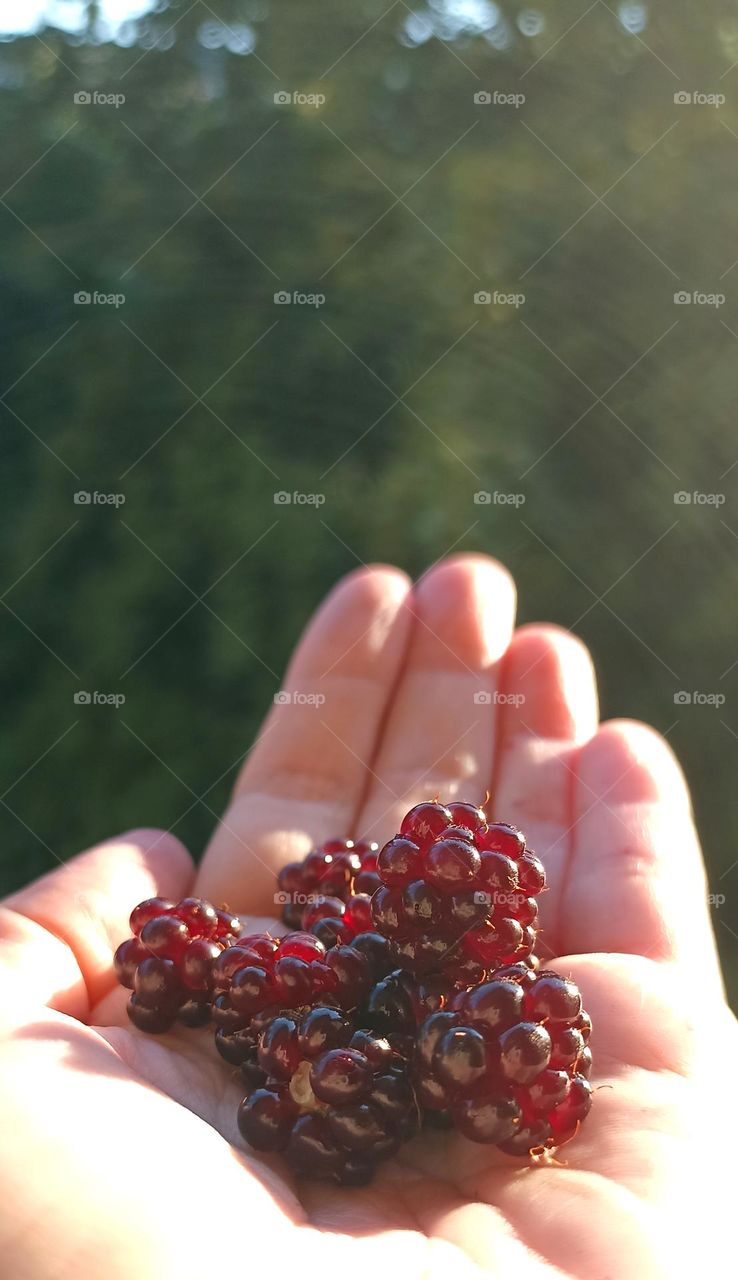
[362,968,455,1037]
[310,1049,374,1104]
[237,1088,294,1151]
[425,838,481,892]
[453,1094,522,1144]
[259,1015,302,1079]
[116,895,243,1033]
[498,1022,552,1084]
[461,978,525,1034]
[372,800,545,976]
[399,802,453,847]
[349,931,396,979]
[434,1026,489,1090]
[378,837,422,886]
[276,838,379,932]
[177,999,212,1027]
[113,937,146,988]
[525,972,582,1023]
[414,967,592,1156]
[236,1008,416,1184]
[299,1007,353,1056]
[129,897,175,934]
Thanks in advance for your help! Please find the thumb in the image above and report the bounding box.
[0,828,193,1020]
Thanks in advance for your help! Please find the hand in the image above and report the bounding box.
[0,555,733,1280]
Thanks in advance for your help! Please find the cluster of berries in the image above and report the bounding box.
[114,895,242,1032]
[114,801,592,1185]
[276,837,379,945]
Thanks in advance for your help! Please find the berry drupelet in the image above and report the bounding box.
[371,801,546,976]
[415,966,592,1154]
[114,896,243,1033]
[236,1009,418,1185]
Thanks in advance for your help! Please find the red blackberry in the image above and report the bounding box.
[209,931,376,1075]
[372,801,545,975]
[114,896,243,1033]
[236,1009,417,1184]
[414,966,592,1154]
[276,838,379,932]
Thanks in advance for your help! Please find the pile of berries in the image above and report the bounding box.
[115,802,592,1185]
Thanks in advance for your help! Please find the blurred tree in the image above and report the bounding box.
[0,0,736,997]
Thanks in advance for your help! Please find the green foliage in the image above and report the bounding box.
[0,1,736,998]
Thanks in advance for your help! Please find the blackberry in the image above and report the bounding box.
[415,967,592,1154]
[115,896,243,1033]
[236,1011,417,1184]
[276,838,379,932]
[371,801,545,975]
[211,932,376,1086]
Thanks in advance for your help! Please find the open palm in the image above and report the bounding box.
[1,555,733,1279]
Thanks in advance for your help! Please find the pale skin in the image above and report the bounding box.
[0,554,734,1279]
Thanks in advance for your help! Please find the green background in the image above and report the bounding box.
[0,1,736,1000]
